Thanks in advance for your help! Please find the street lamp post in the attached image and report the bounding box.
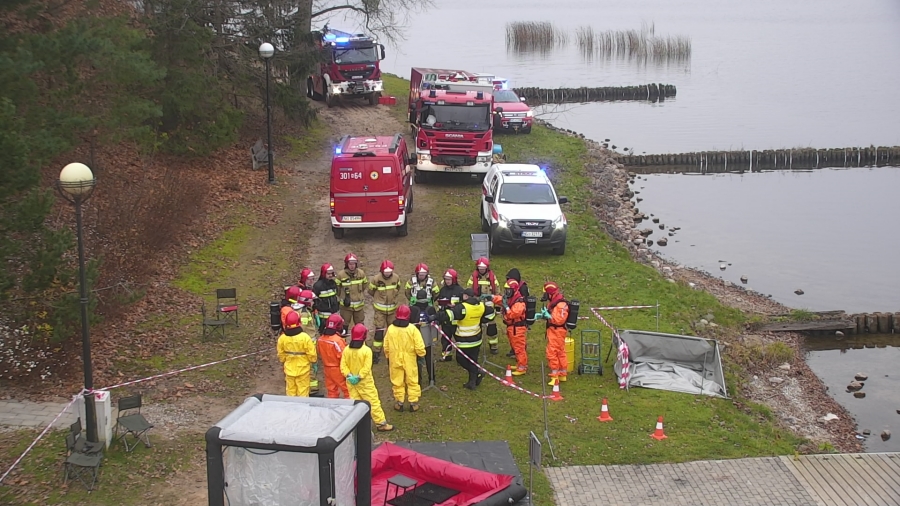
[57,162,98,442]
[259,42,275,185]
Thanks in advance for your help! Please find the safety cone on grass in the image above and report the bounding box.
[650,416,668,440]
[502,365,515,386]
[548,378,563,401]
[597,398,613,422]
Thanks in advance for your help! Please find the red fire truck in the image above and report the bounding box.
[307,28,386,107]
[408,68,496,182]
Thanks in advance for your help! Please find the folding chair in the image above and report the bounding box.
[70,417,104,456]
[114,395,154,452]
[215,288,239,326]
[202,303,227,341]
[63,433,102,491]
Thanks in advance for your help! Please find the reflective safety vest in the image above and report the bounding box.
[298,307,317,338]
[369,273,402,312]
[450,301,494,347]
[337,268,367,310]
[406,275,437,304]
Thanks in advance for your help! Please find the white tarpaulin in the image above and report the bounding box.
[613,330,727,398]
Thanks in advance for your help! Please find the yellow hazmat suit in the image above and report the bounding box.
[383,322,426,404]
[340,344,388,425]
[277,329,317,396]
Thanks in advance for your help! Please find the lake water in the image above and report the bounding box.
[382,0,900,154]
[806,335,900,452]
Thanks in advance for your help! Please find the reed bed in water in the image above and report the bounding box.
[505,21,569,52]
[576,21,691,62]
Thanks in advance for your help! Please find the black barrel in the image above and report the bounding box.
[525,296,537,326]
[269,302,282,331]
[566,299,580,330]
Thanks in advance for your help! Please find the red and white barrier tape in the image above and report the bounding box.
[591,305,656,311]
[0,393,83,485]
[434,325,551,400]
[99,348,267,391]
[588,308,631,389]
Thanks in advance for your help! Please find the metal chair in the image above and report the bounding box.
[114,394,154,452]
[63,433,102,491]
[384,474,419,506]
[215,288,239,326]
[202,303,227,341]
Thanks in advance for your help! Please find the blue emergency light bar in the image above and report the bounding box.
[335,37,350,43]
[324,33,336,41]
[335,146,342,155]
[476,91,484,99]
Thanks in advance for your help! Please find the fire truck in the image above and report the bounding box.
[307,28,386,107]
[408,68,496,182]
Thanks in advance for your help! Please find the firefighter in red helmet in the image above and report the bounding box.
[537,281,570,384]
[280,285,302,331]
[466,257,501,354]
[277,311,317,396]
[436,268,464,361]
[336,252,367,332]
[383,305,426,411]
[318,313,350,399]
[341,324,393,431]
[368,260,402,364]
[405,263,439,306]
[502,279,528,375]
[299,267,316,290]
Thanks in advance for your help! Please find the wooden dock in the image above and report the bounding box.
[781,453,900,506]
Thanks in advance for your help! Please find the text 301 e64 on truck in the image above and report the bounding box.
[408,68,496,183]
[481,164,569,255]
[307,27,386,107]
[330,135,414,239]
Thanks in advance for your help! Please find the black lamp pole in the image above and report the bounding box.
[57,163,98,443]
[260,42,275,185]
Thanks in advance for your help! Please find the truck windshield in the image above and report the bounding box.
[421,104,491,131]
[498,183,556,204]
[333,47,377,64]
[493,90,522,103]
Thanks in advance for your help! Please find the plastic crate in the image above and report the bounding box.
[470,233,489,261]
[378,95,397,106]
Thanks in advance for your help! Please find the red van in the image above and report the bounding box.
[330,134,414,238]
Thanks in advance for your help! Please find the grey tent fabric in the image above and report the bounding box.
[614,330,727,398]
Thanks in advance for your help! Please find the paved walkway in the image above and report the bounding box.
[0,399,77,429]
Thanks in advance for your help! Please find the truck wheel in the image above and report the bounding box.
[489,227,502,255]
[523,126,532,134]
[306,78,313,98]
[309,78,323,101]
[406,190,414,214]
[368,92,379,106]
[396,222,409,237]
[480,206,490,232]
[552,241,566,256]
[332,227,344,239]
[326,89,337,108]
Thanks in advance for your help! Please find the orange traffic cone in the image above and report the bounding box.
[650,416,668,440]
[597,398,613,422]
[548,378,563,401]
[502,365,515,386]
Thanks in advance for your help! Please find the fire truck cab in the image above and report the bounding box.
[308,28,386,107]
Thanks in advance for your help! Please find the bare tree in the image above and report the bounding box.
[308,0,432,44]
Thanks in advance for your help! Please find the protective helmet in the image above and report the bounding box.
[476,257,490,269]
[300,268,315,284]
[325,313,345,331]
[320,263,335,278]
[396,305,411,321]
[344,253,359,268]
[284,311,301,330]
[443,269,458,284]
[380,260,394,276]
[285,285,301,303]
[350,323,368,342]
[415,263,429,275]
[298,289,315,307]
[506,279,520,290]
[543,281,559,296]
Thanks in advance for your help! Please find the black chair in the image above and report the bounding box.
[202,303,227,341]
[114,395,154,452]
[63,433,102,491]
[215,288,239,326]
[69,418,104,456]
[384,474,419,506]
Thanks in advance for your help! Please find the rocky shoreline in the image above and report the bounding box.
[538,119,863,453]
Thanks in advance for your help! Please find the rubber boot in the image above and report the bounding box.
[372,349,381,365]
[394,401,404,412]
[506,349,516,358]
[476,372,485,386]
[463,370,477,390]
[409,402,420,412]
[376,422,394,432]
[490,344,499,355]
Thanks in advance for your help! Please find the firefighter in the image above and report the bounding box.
[368,260,401,364]
[318,313,350,399]
[336,252,367,333]
[280,285,302,331]
[411,291,438,384]
[299,267,316,291]
[502,279,528,376]
[436,288,496,390]
[341,323,394,432]
[277,311,317,397]
[313,264,340,334]
[383,305,426,412]
[404,263,439,306]
[536,281,570,384]
[467,257,501,354]
[294,288,320,393]
[436,269,464,361]
[502,268,529,357]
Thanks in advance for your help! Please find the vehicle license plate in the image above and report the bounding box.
[444,167,464,172]
[509,118,523,123]
[522,231,543,238]
[342,215,362,222]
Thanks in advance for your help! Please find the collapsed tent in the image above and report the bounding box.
[613,329,728,398]
[372,442,527,506]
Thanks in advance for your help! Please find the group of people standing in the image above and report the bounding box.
[275,253,573,432]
